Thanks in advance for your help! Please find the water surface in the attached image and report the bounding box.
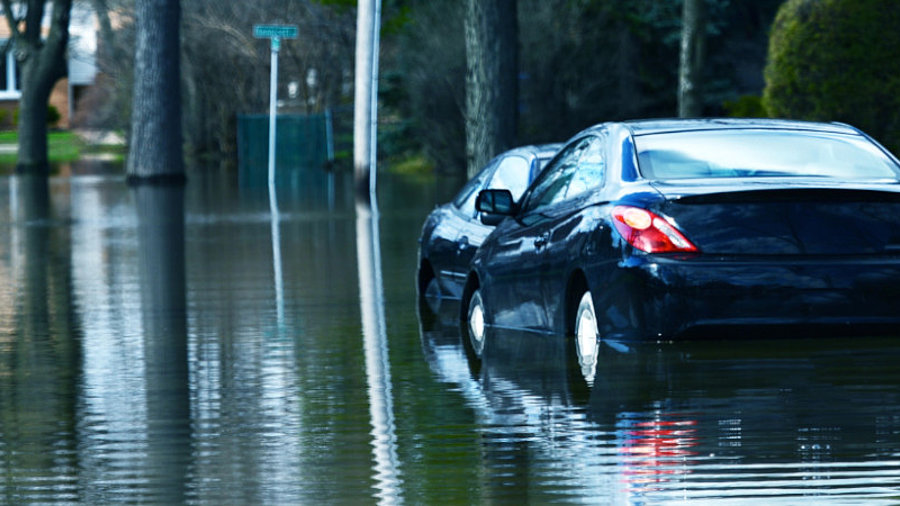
[1,169,899,504]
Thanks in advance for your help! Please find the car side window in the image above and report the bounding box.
[486,155,530,201]
[564,135,606,199]
[454,177,481,216]
[522,137,592,213]
[454,160,496,217]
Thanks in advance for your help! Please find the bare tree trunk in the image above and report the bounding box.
[16,78,51,175]
[128,0,184,182]
[2,0,72,175]
[678,0,706,118]
[465,0,517,179]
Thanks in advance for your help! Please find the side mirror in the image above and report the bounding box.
[476,189,517,226]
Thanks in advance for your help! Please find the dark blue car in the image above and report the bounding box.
[417,143,561,299]
[464,119,900,366]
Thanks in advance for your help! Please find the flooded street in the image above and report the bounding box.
[2,168,900,504]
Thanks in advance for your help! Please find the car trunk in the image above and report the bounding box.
[652,181,900,255]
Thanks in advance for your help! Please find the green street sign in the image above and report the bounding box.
[253,25,298,39]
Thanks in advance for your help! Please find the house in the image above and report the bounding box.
[0,3,97,129]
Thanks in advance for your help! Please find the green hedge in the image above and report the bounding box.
[763,0,900,153]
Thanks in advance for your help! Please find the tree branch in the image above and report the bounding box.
[23,0,44,44]
[1,0,19,39]
[42,0,72,80]
[91,0,118,61]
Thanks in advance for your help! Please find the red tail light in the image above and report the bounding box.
[611,206,699,253]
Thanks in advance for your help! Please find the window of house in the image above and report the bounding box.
[0,45,21,99]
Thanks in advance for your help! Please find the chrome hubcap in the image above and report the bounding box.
[468,291,486,354]
[575,292,599,383]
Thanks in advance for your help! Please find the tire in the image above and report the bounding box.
[573,290,600,384]
[466,289,487,357]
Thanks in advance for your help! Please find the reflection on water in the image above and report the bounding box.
[420,299,900,503]
[2,168,900,503]
[1,175,80,501]
[356,202,402,503]
[134,184,190,503]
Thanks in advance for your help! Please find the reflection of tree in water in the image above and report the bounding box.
[0,175,80,499]
[134,184,190,504]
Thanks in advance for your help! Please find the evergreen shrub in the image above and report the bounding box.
[763,0,900,153]
[723,95,766,118]
[47,105,61,127]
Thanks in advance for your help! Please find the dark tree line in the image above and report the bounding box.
[13,0,899,185]
[381,0,783,176]
[72,0,783,180]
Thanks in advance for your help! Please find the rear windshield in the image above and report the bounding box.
[635,129,900,181]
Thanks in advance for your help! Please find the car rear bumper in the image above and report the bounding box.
[597,254,900,341]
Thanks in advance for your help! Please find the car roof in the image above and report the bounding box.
[503,143,562,157]
[619,118,861,136]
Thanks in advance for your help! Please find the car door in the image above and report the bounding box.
[536,134,608,333]
[482,139,593,331]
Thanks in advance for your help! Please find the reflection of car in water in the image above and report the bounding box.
[464,119,900,367]
[417,144,561,300]
[417,301,900,502]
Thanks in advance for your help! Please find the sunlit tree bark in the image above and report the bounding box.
[678,0,706,117]
[128,0,184,181]
[1,0,72,175]
[464,0,517,179]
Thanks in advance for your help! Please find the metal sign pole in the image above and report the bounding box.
[268,36,280,190]
[253,24,299,190]
[267,36,284,326]
[254,24,297,330]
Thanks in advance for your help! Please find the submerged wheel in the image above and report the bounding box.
[466,289,487,357]
[573,291,600,384]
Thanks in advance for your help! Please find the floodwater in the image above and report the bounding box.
[2,167,900,504]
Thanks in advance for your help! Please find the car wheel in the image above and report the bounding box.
[466,289,487,357]
[574,290,600,384]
